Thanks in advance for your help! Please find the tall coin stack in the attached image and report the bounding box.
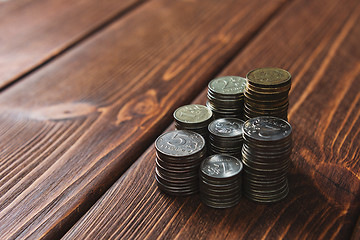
[155,130,206,196]
[208,118,244,159]
[242,116,292,203]
[244,68,291,120]
[207,76,247,119]
[173,104,213,141]
[199,154,243,208]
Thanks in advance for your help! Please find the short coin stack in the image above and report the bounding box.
[155,130,206,196]
[208,118,244,159]
[173,104,213,141]
[207,76,247,119]
[199,154,243,208]
[244,68,291,120]
[242,116,292,202]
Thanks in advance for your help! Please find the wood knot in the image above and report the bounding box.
[115,89,159,125]
[300,148,360,206]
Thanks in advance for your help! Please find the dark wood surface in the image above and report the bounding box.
[1,0,359,239]
[353,216,360,240]
[63,0,360,239]
[0,0,286,239]
[0,0,144,89]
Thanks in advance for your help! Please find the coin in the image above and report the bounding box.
[173,104,212,142]
[207,118,244,157]
[200,155,242,179]
[242,116,292,203]
[208,76,247,95]
[199,154,243,208]
[242,117,292,142]
[201,196,241,209]
[155,130,206,196]
[244,68,291,120]
[246,68,291,87]
[208,118,243,138]
[207,76,246,119]
[174,104,213,125]
[155,130,205,157]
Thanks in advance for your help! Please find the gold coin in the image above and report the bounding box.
[246,68,291,87]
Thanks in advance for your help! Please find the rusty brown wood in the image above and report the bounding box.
[0,0,145,89]
[0,0,285,239]
[62,0,360,239]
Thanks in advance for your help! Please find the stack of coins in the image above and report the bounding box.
[173,104,213,141]
[199,154,243,208]
[244,68,291,120]
[155,130,206,196]
[208,118,244,159]
[207,76,247,119]
[242,116,292,203]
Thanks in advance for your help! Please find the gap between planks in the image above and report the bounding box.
[0,0,148,93]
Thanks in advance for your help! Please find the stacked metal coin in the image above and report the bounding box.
[244,68,291,120]
[199,154,243,208]
[242,116,292,203]
[155,130,206,196]
[173,104,213,141]
[208,118,244,159]
[207,76,247,119]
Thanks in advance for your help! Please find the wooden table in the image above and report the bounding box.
[0,0,359,239]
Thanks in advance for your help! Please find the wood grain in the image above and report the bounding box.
[0,0,144,89]
[352,216,360,240]
[63,0,360,239]
[0,0,285,239]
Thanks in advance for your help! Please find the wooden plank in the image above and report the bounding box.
[0,0,285,239]
[62,0,360,239]
[0,0,144,89]
[352,216,360,240]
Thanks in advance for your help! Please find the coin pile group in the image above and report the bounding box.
[242,117,292,202]
[199,155,243,208]
[173,105,213,141]
[154,67,294,207]
[206,76,246,119]
[155,130,206,196]
[244,68,291,120]
[208,118,244,159]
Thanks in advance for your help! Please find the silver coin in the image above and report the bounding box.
[173,104,213,125]
[156,159,199,175]
[155,175,198,190]
[243,117,292,142]
[199,183,241,194]
[155,130,205,157]
[208,118,244,138]
[156,148,207,163]
[156,156,201,169]
[155,167,197,183]
[242,138,292,150]
[199,179,241,191]
[244,182,289,198]
[208,76,247,95]
[156,182,198,196]
[201,192,242,202]
[244,180,287,193]
[200,154,243,180]
[156,175,198,188]
[156,166,198,180]
[244,189,288,203]
[200,173,242,185]
[201,196,241,208]
[247,179,287,190]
